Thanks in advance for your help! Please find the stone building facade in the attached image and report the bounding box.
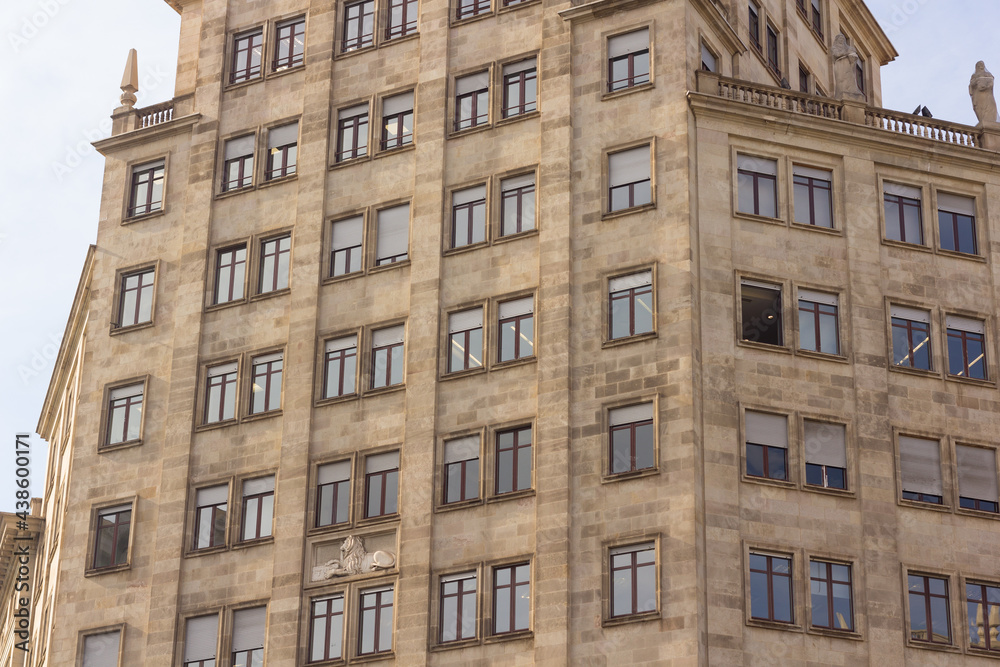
[14,0,1000,664]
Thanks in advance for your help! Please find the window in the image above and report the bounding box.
[810,561,852,631]
[375,204,410,266]
[215,245,247,304]
[608,145,651,212]
[231,606,266,666]
[765,24,780,75]
[899,435,943,504]
[330,216,364,276]
[811,0,822,33]
[607,29,649,92]
[381,92,414,150]
[205,361,238,424]
[967,582,1000,652]
[128,159,164,217]
[258,234,291,294]
[804,421,847,490]
[609,404,654,475]
[737,155,777,218]
[502,59,537,118]
[230,28,263,84]
[82,630,121,667]
[250,352,283,414]
[956,445,999,513]
[266,122,298,180]
[223,135,255,191]
[118,268,155,328]
[741,279,783,346]
[358,585,394,655]
[456,0,489,20]
[798,290,839,355]
[193,485,228,550]
[183,615,218,667]
[440,572,477,643]
[855,54,865,96]
[106,383,143,446]
[316,461,352,527]
[455,72,489,131]
[495,426,532,495]
[745,411,787,481]
[793,166,832,227]
[500,173,535,236]
[365,451,399,518]
[908,574,952,644]
[443,436,480,504]
[240,476,275,541]
[386,0,418,38]
[371,325,404,389]
[798,64,810,93]
[451,185,487,248]
[937,193,977,254]
[610,543,656,618]
[448,309,484,373]
[749,553,793,623]
[701,41,717,72]
[93,504,131,569]
[498,297,534,362]
[309,594,344,663]
[883,182,923,245]
[324,335,358,398]
[492,563,530,634]
[609,270,653,340]
[273,17,306,71]
[748,1,761,51]
[891,306,932,371]
[947,316,987,379]
[336,104,369,162]
[343,0,374,51]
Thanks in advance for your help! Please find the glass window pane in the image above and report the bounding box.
[636,563,656,612]
[938,212,956,251]
[495,587,510,633]
[794,181,811,224]
[814,188,833,227]
[738,172,756,214]
[516,445,532,491]
[811,578,829,627]
[773,574,792,622]
[832,582,852,630]
[750,571,769,619]
[768,447,787,480]
[930,595,950,641]
[746,443,765,477]
[518,316,534,357]
[613,566,632,616]
[885,200,901,241]
[635,291,654,334]
[612,428,631,474]
[635,423,655,470]
[465,459,479,499]
[758,179,777,218]
[799,306,817,351]
[903,205,922,244]
[819,311,838,354]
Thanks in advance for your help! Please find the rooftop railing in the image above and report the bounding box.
[716,78,843,120]
[864,109,979,147]
[137,100,175,129]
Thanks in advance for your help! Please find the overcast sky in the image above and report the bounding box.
[1,0,996,512]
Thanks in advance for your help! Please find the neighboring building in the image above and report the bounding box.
[0,505,43,667]
[19,0,1000,664]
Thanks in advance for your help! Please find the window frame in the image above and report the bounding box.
[220,132,257,194]
[211,242,250,307]
[904,570,955,648]
[880,179,927,248]
[604,139,655,217]
[964,577,1000,654]
[735,152,780,220]
[308,592,346,663]
[77,624,125,667]
[440,432,483,509]
[808,559,854,633]
[496,168,538,239]
[125,158,166,220]
[496,294,536,365]
[334,100,371,164]
[453,68,492,133]
[748,1,761,52]
[888,302,936,374]
[448,182,489,251]
[362,449,401,521]
[228,26,265,85]
[492,424,533,498]
[605,26,652,95]
[87,499,135,575]
[952,442,1000,517]
[604,539,660,625]
[368,323,406,392]
[895,430,948,510]
[357,583,395,656]
[796,287,842,357]
[272,15,307,72]
[945,314,989,381]
[933,188,982,258]
[605,267,656,344]
[437,569,480,645]
[325,210,368,281]
[500,56,538,120]
[238,475,276,544]
[800,417,851,495]
[747,550,795,626]
[737,276,786,350]
[113,264,157,332]
[605,400,658,479]
[255,232,292,296]
[741,407,792,486]
[247,350,284,416]
[312,457,355,531]
[320,331,360,402]
[200,358,241,428]
[489,560,532,637]
[378,89,415,152]
[264,120,299,182]
[99,376,148,451]
[372,200,412,269]
[791,164,834,229]
[444,305,486,375]
[385,0,419,40]
[765,22,781,77]
[190,482,230,554]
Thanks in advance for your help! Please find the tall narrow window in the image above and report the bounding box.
[811,0,822,34]
[610,543,656,618]
[798,290,839,355]
[324,335,358,398]
[183,614,218,667]
[258,234,291,294]
[223,135,255,191]
[608,145,651,212]
[502,59,537,118]
[193,485,228,550]
[748,1,761,51]
[440,572,477,643]
[810,561,853,631]
[309,594,344,663]
[128,159,165,217]
[336,104,369,162]
[798,64,810,93]
[118,268,155,328]
[93,504,132,569]
[364,451,399,518]
[749,553,793,623]
[358,586,394,655]
[891,306,932,371]
[343,0,374,51]
[451,185,487,248]
[947,316,987,379]
[83,631,121,667]
[500,173,535,236]
[215,245,247,304]
[609,403,655,474]
[492,563,530,635]
[375,204,410,266]
[456,0,490,20]
[231,606,266,666]
[883,182,923,245]
[448,309,484,373]
[855,54,865,96]
[205,361,238,424]
[701,41,717,72]
[443,436,480,504]
[908,574,952,645]
[273,17,306,70]
[316,461,352,527]
[737,155,778,217]
[106,383,143,446]
[495,426,532,495]
[331,216,364,276]
[899,435,943,504]
[607,29,650,92]
[804,421,847,490]
[937,193,977,254]
[956,445,999,513]
[250,352,283,414]
[609,270,653,340]
[381,92,414,150]
[230,28,263,84]
[371,325,404,389]
[240,476,275,541]
[741,279,783,346]
[793,166,832,227]
[766,24,780,75]
[498,297,534,362]
[455,72,490,131]
[967,582,1000,652]
[745,411,788,481]
[266,122,298,180]
[386,0,418,39]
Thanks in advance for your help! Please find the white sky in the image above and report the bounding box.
[0,0,996,512]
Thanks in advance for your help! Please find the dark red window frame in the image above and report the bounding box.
[386,0,418,39]
[500,179,535,236]
[440,574,477,643]
[232,648,263,666]
[364,460,399,518]
[947,328,987,379]
[337,110,368,162]
[749,553,793,623]
[451,194,486,249]
[610,544,656,618]
[908,574,952,645]
[106,387,143,446]
[502,67,537,118]
[215,245,247,304]
[938,210,978,255]
[381,108,413,150]
[371,340,403,388]
[884,193,923,244]
[330,219,364,277]
[455,87,489,131]
[128,161,165,217]
[495,426,532,495]
[811,0,823,35]
[498,312,533,362]
[240,488,273,541]
[93,507,131,569]
[316,474,351,528]
[193,496,227,550]
[230,29,263,83]
[738,168,777,217]
[309,594,344,663]
[118,269,155,328]
[749,2,761,51]
[448,325,483,373]
[358,587,394,655]
[205,365,238,424]
[798,65,810,93]
[456,0,490,20]
[223,149,254,192]
[444,455,479,504]
[607,50,649,92]
[609,418,654,475]
[250,355,283,414]
[810,560,853,631]
[343,0,374,52]
[793,174,832,226]
[609,284,653,339]
[746,441,787,481]
[258,235,291,294]
[766,24,780,76]
[892,317,932,370]
[324,344,357,399]
[492,563,530,635]
[967,582,1000,651]
[798,299,839,354]
[273,17,306,70]
[266,135,297,181]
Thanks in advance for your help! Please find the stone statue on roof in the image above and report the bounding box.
[970,61,998,125]
[832,34,864,101]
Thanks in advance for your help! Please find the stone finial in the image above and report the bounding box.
[120,49,139,109]
[970,61,999,125]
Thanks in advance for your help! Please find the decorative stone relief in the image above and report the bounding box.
[970,61,999,124]
[311,535,396,581]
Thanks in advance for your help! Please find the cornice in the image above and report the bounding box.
[841,0,898,65]
[93,113,201,156]
[689,0,746,56]
[558,0,661,23]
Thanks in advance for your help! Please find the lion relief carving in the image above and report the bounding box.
[312,535,396,581]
